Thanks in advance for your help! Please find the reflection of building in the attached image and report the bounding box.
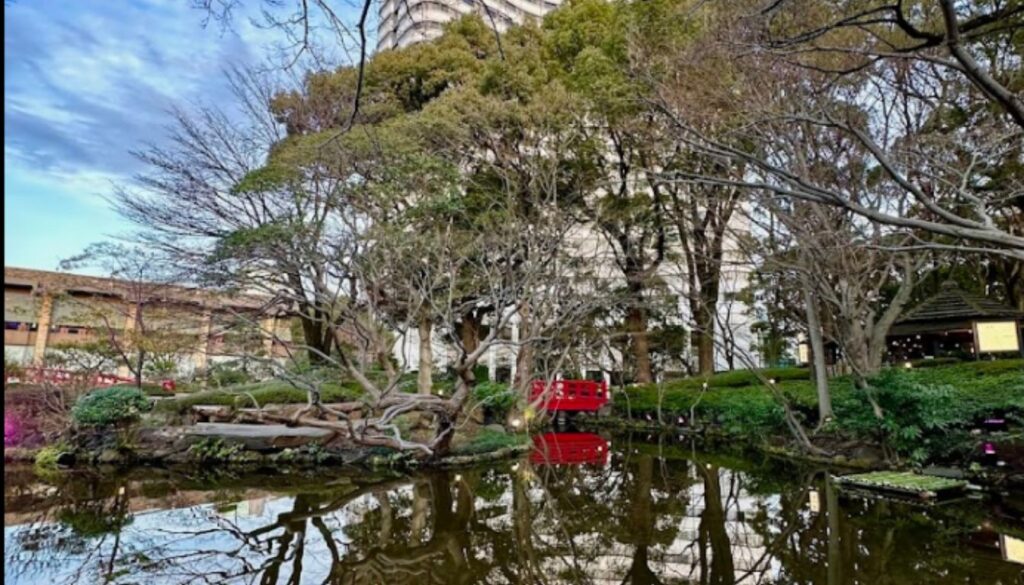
[377,0,564,51]
[887,281,1024,362]
[3,267,292,375]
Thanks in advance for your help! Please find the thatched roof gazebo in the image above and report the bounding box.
[887,281,1024,362]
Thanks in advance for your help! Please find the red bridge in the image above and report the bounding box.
[530,379,609,413]
[531,432,610,465]
[4,368,175,391]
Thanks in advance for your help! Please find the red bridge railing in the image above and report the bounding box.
[530,379,609,412]
[531,432,610,465]
[4,367,174,391]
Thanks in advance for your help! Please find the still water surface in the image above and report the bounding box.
[5,432,1023,584]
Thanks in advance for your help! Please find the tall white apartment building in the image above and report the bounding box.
[376,0,563,51]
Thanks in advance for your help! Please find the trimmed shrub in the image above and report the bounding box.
[71,387,151,426]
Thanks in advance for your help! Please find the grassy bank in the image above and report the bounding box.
[613,359,1023,464]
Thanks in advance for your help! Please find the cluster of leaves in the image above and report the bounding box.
[838,471,966,494]
[451,428,528,456]
[472,381,518,421]
[57,505,133,538]
[834,371,967,464]
[188,438,243,462]
[71,387,151,427]
[34,441,71,469]
[270,444,333,464]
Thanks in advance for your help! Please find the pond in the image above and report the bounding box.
[5,432,1023,584]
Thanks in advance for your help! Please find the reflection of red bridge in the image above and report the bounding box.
[531,432,610,466]
[4,368,174,391]
[530,380,609,412]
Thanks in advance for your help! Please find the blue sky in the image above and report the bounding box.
[4,0,353,272]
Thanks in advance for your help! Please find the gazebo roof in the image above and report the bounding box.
[896,281,1023,325]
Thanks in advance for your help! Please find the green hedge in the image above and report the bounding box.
[614,367,813,432]
[154,380,364,414]
[72,387,152,426]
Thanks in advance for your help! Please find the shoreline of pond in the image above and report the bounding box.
[10,419,1023,495]
[572,414,1024,491]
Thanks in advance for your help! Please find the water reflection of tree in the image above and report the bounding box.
[529,436,695,585]
[6,472,137,585]
[695,463,734,585]
[323,474,479,583]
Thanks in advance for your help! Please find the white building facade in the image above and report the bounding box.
[376,0,563,51]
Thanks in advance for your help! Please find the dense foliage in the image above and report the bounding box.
[71,387,152,427]
[472,381,518,421]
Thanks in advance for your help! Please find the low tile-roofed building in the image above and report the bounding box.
[895,280,1023,327]
[887,281,1023,361]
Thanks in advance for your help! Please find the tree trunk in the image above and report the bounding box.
[458,314,481,358]
[698,464,735,585]
[513,308,533,395]
[626,305,653,384]
[695,310,716,376]
[299,314,333,365]
[623,455,661,583]
[801,270,833,422]
[133,302,145,388]
[417,315,433,395]
[688,264,721,376]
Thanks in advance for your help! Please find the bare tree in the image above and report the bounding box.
[58,243,200,388]
[653,1,1024,260]
[114,67,346,365]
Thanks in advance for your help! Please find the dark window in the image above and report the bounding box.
[495,367,512,383]
[609,371,631,386]
[5,321,21,330]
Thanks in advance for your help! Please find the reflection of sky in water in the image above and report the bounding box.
[4,490,411,585]
[8,497,308,584]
